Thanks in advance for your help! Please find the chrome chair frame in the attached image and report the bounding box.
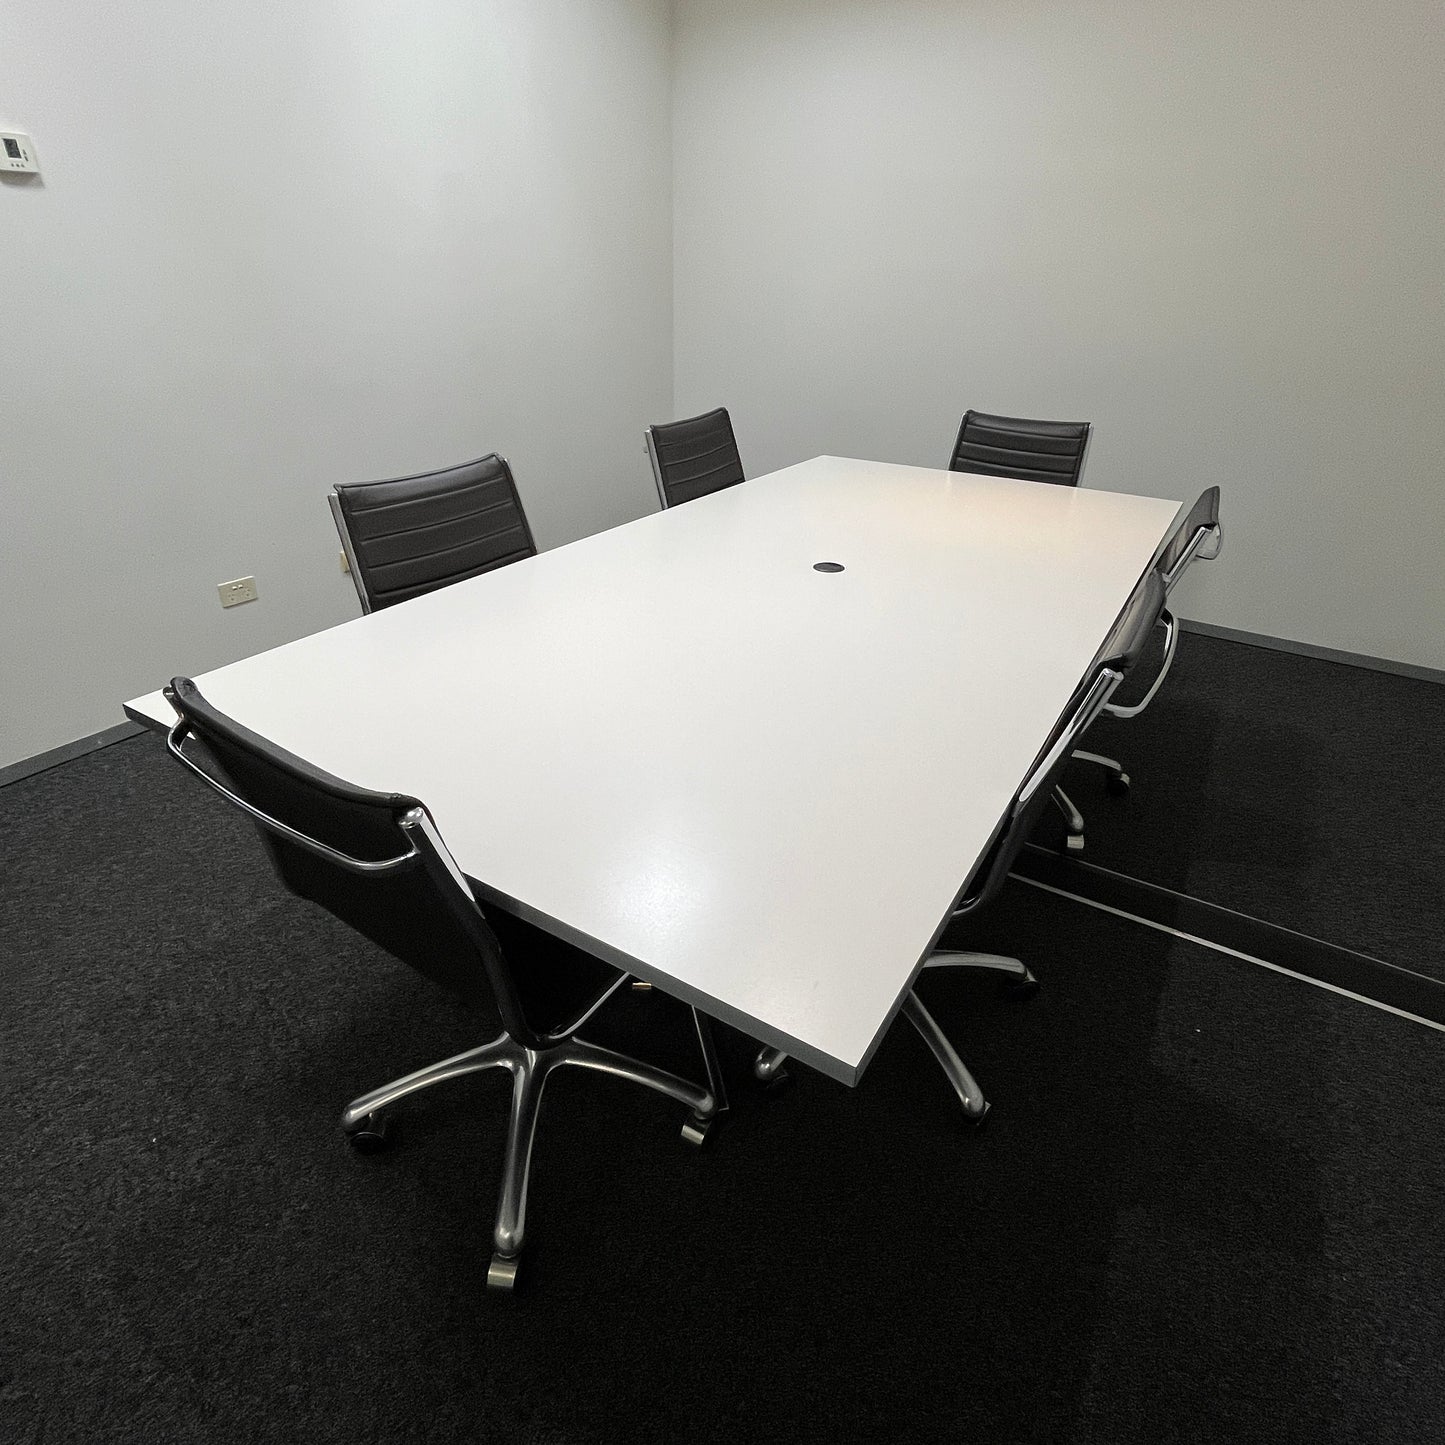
[165,707,722,1292]
[1058,507,1223,849]
[643,427,668,511]
[328,490,371,614]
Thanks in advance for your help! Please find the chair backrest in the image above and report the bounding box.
[1158,485,1222,591]
[953,572,1164,914]
[330,454,536,613]
[645,407,745,509]
[949,410,1092,487]
[162,677,550,1047]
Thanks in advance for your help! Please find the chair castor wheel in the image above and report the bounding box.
[1105,772,1131,796]
[681,1112,715,1147]
[1065,832,1085,852]
[753,1047,791,1091]
[344,1112,390,1153]
[964,1100,991,1130]
[487,1251,522,1293]
[760,1065,793,1096]
[1000,972,1040,1002]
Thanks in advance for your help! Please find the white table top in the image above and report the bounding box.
[127,456,1182,1085]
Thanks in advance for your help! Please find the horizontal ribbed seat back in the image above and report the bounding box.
[648,407,745,508]
[949,411,1092,487]
[334,454,537,611]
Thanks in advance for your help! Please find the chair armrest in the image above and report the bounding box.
[1162,522,1223,593]
[1017,668,1124,808]
[166,719,422,876]
[1104,609,1178,719]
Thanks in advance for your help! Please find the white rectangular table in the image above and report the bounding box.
[126,456,1183,1085]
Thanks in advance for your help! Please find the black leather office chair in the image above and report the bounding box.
[644,407,745,508]
[949,410,1093,487]
[753,574,1164,1120]
[1059,487,1223,849]
[330,454,537,613]
[162,677,723,1293]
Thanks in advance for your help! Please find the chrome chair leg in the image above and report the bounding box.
[1072,748,1130,793]
[1052,784,1086,851]
[753,1045,790,1084]
[925,951,1029,978]
[485,1038,714,1291]
[925,951,1039,999]
[900,991,988,1125]
[345,1016,719,1293]
[341,1032,515,1132]
[561,1036,717,1133]
[489,1053,552,1277]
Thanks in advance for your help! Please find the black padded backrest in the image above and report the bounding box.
[1158,485,1222,583]
[647,407,745,508]
[333,454,536,612]
[1100,570,1167,675]
[949,410,1092,487]
[164,677,522,1031]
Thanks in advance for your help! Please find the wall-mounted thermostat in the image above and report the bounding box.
[2,134,39,173]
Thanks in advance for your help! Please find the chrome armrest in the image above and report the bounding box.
[1104,609,1178,719]
[949,667,1124,918]
[1016,668,1123,809]
[166,718,421,875]
[1162,522,1223,593]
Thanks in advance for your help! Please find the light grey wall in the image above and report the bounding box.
[1,0,673,766]
[673,0,1445,671]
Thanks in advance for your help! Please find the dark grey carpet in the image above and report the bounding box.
[3,646,1444,1442]
[1059,633,1445,979]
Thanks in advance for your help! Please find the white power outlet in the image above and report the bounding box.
[218,576,258,608]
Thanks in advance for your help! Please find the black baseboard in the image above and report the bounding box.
[1011,845,1445,1029]
[1178,618,1445,686]
[0,721,144,790]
